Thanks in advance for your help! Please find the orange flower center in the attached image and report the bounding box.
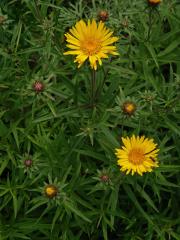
[148,0,161,4]
[81,38,101,55]
[122,102,136,115]
[45,185,58,198]
[128,148,145,164]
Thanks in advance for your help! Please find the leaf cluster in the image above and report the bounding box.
[0,0,180,239]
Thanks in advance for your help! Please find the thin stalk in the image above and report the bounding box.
[146,7,153,41]
[95,68,108,102]
[34,0,43,23]
[90,69,96,107]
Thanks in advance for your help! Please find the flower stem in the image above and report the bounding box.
[146,8,153,41]
[90,69,96,107]
[34,0,43,23]
[95,67,109,101]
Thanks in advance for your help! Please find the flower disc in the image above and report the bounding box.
[115,135,159,175]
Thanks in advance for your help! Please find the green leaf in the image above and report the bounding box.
[51,207,62,231]
[145,43,159,68]
[157,165,180,172]
[75,149,105,161]
[156,172,179,187]
[136,184,159,212]
[108,185,119,227]
[102,220,108,240]
[123,184,159,232]
[11,192,18,219]
[143,60,158,91]
[0,120,8,137]
[164,119,180,136]
[26,198,48,214]
[64,201,91,223]
[0,158,9,176]
[100,126,119,148]
[158,40,180,57]
[33,107,78,123]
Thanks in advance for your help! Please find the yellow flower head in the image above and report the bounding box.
[64,19,119,70]
[44,184,58,198]
[148,0,161,5]
[122,101,136,116]
[115,135,159,176]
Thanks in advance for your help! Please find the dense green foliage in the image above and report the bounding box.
[0,0,180,239]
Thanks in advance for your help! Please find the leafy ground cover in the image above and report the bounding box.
[0,0,180,239]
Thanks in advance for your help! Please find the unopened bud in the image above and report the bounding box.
[98,10,109,22]
[33,81,44,93]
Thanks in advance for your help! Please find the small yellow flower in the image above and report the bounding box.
[148,0,161,6]
[115,135,159,176]
[122,101,136,116]
[45,184,58,198]
[64,19,119,70]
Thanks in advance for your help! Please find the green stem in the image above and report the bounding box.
[146,8,153,41]
[90,69,96,107]
[34,0,43,23]
[95,67,109,101]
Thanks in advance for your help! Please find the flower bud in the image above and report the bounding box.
[148,0,161,6]
[45,184,58,198]
[33,81,44,93]
[100,175,109,182]
[98,10,109,22]
[122,101,136,116]
[24,159,33,167]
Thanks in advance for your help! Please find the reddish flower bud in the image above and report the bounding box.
[33,81,44,93]
[98,10,109,22]
[24,159,33,167]
[100,175,109,182]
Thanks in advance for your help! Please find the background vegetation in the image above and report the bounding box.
[0,0,180,239]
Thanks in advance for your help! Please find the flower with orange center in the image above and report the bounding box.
[63,19,119,70]
[115,135,159,176]
[148,0,161,6]
[122,101,136,116]
[45,184,58,198]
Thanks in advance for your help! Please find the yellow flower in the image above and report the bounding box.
[64,19,119,70]
[45,184,58,198]
[122,101,136,116]
[115,135,159,176]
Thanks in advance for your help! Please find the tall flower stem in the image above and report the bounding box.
[90,69,96,107]
[34,0,43,23]
[95,67,109,101]
[146,8,153,41]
